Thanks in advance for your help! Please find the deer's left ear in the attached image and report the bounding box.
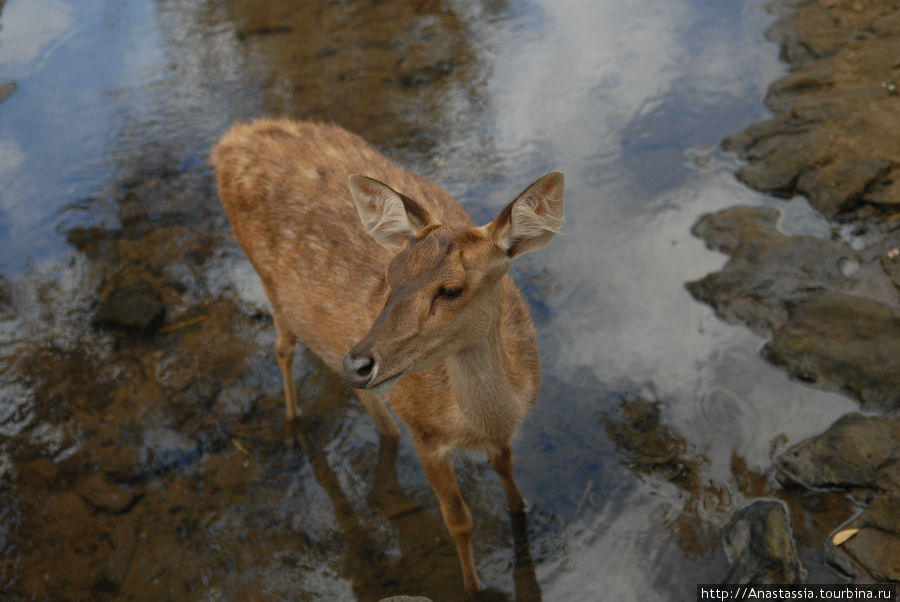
[349,175,436,249]
[487,171,564,258]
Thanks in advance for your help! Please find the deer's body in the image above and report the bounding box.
[211,118,563,595]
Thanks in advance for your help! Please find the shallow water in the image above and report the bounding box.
[0,0,859,600]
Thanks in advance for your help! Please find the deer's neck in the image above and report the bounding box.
[446,296,534,442]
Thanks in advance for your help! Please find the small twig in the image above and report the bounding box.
[573,479,594,520]
[158,315,208,333]
[230,422,273,432]
[231,437,251,457]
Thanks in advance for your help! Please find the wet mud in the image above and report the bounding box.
[688,0,900,584]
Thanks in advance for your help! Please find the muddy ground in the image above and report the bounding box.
[688,0,900,583]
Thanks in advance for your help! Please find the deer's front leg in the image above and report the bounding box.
[417,446,481,596]
[274,325,299,443]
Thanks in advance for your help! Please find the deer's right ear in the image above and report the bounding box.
[349,175,435,249]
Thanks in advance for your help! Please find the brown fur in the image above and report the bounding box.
[211,118,563,595]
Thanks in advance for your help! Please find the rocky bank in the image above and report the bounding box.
[687,0,900,585]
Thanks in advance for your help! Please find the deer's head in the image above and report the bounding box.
[341,171,564,392]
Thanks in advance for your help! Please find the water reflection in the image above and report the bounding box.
[0,0,863,599]
[0,0,73,72]
[186,0,490,162]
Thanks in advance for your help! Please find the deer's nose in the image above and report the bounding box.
[342,352,376,388]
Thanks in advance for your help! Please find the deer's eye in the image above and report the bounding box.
[438,286,463,300]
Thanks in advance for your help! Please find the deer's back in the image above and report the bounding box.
[211,119,471,370]
[213,119,541,450]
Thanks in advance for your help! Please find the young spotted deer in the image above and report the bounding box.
[211,118,564,595]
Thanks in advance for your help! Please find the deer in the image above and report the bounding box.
[211,118,564,596]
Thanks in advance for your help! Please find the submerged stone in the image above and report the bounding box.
[826,496,900,582]
[0,80,17,104]
[93,277,165,334]
[881,247,900,289]
[721,499,803,584]
[78,472,142,514]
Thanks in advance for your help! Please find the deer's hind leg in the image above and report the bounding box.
[489,445,525,512]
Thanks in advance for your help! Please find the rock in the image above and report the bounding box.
[826,496,900,582]
[782,3,846,61]
[720,116,816,157]
[65,224,118,255]
[764,62,834,113]
[864,172,900,209]
[686,206,861,336]
[776,413,900,495]
[770,389,900,586]
[721,500,803,584]
[871,10,900,36]
[763,5,843,68]
[734,129,831,198]
[87,441,144,481]
[235,24,294,42]
[796,157,893,218]
[724,0,900,220]
[396,60,456,88]
[762,294,900,410]
[0,273,11,314]
[0,80,17,104]
[26,457,62,485]
[882,247,900,289]
[688,206,900,409]
[77,471,142,513]
[93,276,165,334]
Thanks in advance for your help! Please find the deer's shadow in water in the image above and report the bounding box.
[293,407,543,602]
